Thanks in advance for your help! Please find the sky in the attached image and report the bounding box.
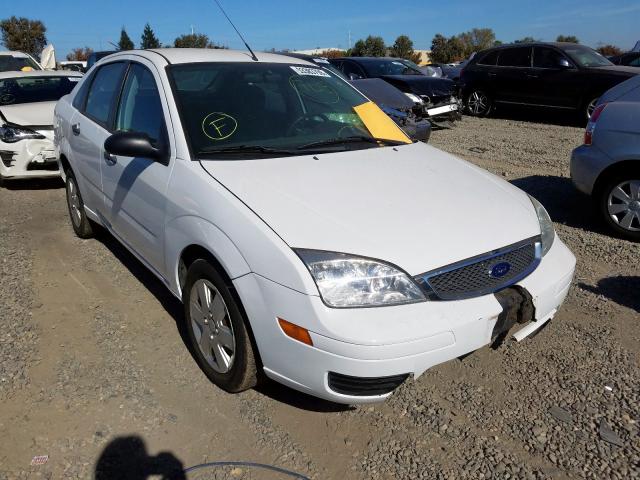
[4,0,640,58]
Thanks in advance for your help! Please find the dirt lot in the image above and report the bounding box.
[1,116,638,479]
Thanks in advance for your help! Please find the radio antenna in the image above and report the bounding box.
[212,0,258,61]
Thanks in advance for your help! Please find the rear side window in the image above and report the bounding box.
[533,47,567,68]
[477,50,499,66]
[84,62,127,126]
[497,47,532,67]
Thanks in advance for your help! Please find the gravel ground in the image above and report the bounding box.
[0,116,638,479]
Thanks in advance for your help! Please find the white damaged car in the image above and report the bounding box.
[54,49,576,404]
[0,70,81,180]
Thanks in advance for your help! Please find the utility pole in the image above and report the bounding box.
[191,24,195,35]
[348,30,351,49]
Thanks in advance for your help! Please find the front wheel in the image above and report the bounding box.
[183,259,258,392]
[65,171,94,239]
[584,97,599,121]
[465,89,492,117]
[598,174,640,241]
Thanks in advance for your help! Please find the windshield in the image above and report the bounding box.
[0,75,79,105]
[170,62,401,158]
[361,59,424,77]
[0,55,42,72]
[562,45,614,67]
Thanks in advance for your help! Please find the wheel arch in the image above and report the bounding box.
[592,159,640,199]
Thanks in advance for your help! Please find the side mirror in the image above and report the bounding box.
[104,131,166,162]
[558,58,572,69]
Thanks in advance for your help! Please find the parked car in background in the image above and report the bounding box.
[281,52,431,141]
[86,51,116,70]
[571,75,640,240]
[0,71,82,180]
[421,59,471,81]
[55,49,574,404]
[330,57,461,125]
[59,61,87,73]
[608,51,640,68]
[462,42,639,120]
[0,51,42,72]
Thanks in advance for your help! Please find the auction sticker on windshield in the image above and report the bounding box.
[290,66,330,77]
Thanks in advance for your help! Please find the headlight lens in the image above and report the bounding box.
[404,92,423,104]
[295,249,426,308]
[528,195,555,256]
[0,124,45,143]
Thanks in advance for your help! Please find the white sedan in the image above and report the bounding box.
[0,70,81,180]
[54,49,576,404]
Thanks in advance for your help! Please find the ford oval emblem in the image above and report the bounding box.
[490,262,511,278]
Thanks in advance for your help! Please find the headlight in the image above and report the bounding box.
[295,249,426,308]
[0,124,45,143]
[404,93,423,104]
[528,195,555,256]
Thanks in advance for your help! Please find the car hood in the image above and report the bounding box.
[586,65,640,77]
[0,101,56,127]
[199,142,541,275]
[380,75,456,98]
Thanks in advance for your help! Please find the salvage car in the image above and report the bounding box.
[329,57,461,125]
[571,75,640,240]
[0,70,82,180]
[608,51,640,68]
[462,42,639,120]
[0,51,42,72]
[55,49,575,404]
[281,53,430,141]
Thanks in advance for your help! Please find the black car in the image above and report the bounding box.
[280,52,431,141]
[329,57,461,124]
[608,51,640,68]
[461,42,639,120]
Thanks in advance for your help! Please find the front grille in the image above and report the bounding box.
[415,237,541,301]
[328,372,409,397]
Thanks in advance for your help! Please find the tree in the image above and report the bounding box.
[0,16,47,57]
[319,49,346,59]
[430,33,466,64]
[350,35,386,57]
[390,35,421,63]
[174,33,212,48]
[66,47,93,61]
[140,23,160,49]
[556,35,579,44]
[514,36,536,44]
[118,28,134,50]
[458,28,496,56]
[596,44,622,56]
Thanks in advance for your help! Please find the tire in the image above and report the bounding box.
[465,89,492,117]
[598,172,640,241]
[65,170,94,239]
[182,259,258,392]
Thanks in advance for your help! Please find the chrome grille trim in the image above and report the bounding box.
[415,236,541,301]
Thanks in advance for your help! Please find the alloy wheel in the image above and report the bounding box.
[189,279,236,373]
[467,91,489,116]
[607,180,640,232]
[67,177,82,228]
[586,98,598,119]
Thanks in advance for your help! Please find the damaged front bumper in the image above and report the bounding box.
[0,127,60,179]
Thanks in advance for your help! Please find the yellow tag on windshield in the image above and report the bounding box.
[353,101,411,144]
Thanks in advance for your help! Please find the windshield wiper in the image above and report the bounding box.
[297,136,407,150]
[197,144,298,156]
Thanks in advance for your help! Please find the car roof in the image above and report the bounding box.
[339,57,407,63]
[0,51,33,57]
[108,48,316,66]
[0,70,83,80]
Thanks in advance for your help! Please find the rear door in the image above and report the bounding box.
[68,61,127,212]
[530,46,580,107]
[100,60,174,273]
[494,46,533,103]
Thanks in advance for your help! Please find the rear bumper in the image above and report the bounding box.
[570,144,610,195]
[234,237,575,404]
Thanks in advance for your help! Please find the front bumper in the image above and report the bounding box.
[234,236,575,404]
[0,132,60,179]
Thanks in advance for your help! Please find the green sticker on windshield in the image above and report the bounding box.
[202,112,238,141]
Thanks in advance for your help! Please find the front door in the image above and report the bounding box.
[530,47,579,108]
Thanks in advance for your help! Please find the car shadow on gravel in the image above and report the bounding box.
[0,177,64,190]
[510,175,608,234]
[578,276,640,313]
[254,381,353,413]
[488,105,584,127]
[95,435,186,479]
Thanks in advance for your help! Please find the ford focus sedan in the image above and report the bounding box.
[54,49,575,404]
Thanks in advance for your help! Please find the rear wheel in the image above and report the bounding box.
[65,171,94,238]
[183,259,258,392]
[585,97,599,121]
[598,173,640,241]
[465,89,492,117]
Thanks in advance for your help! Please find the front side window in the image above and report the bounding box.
[170,62,405,158]
[341,61,366,79]
[0,75,80,106]
[533,47,570,68]
[84,62,127,125]
[497,47,532,67]
[115,64,164,145]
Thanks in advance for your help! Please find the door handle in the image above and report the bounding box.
[527,74,539,78]
[488,72,497,77]
[103,151,117,165]
[71,123,81,136]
